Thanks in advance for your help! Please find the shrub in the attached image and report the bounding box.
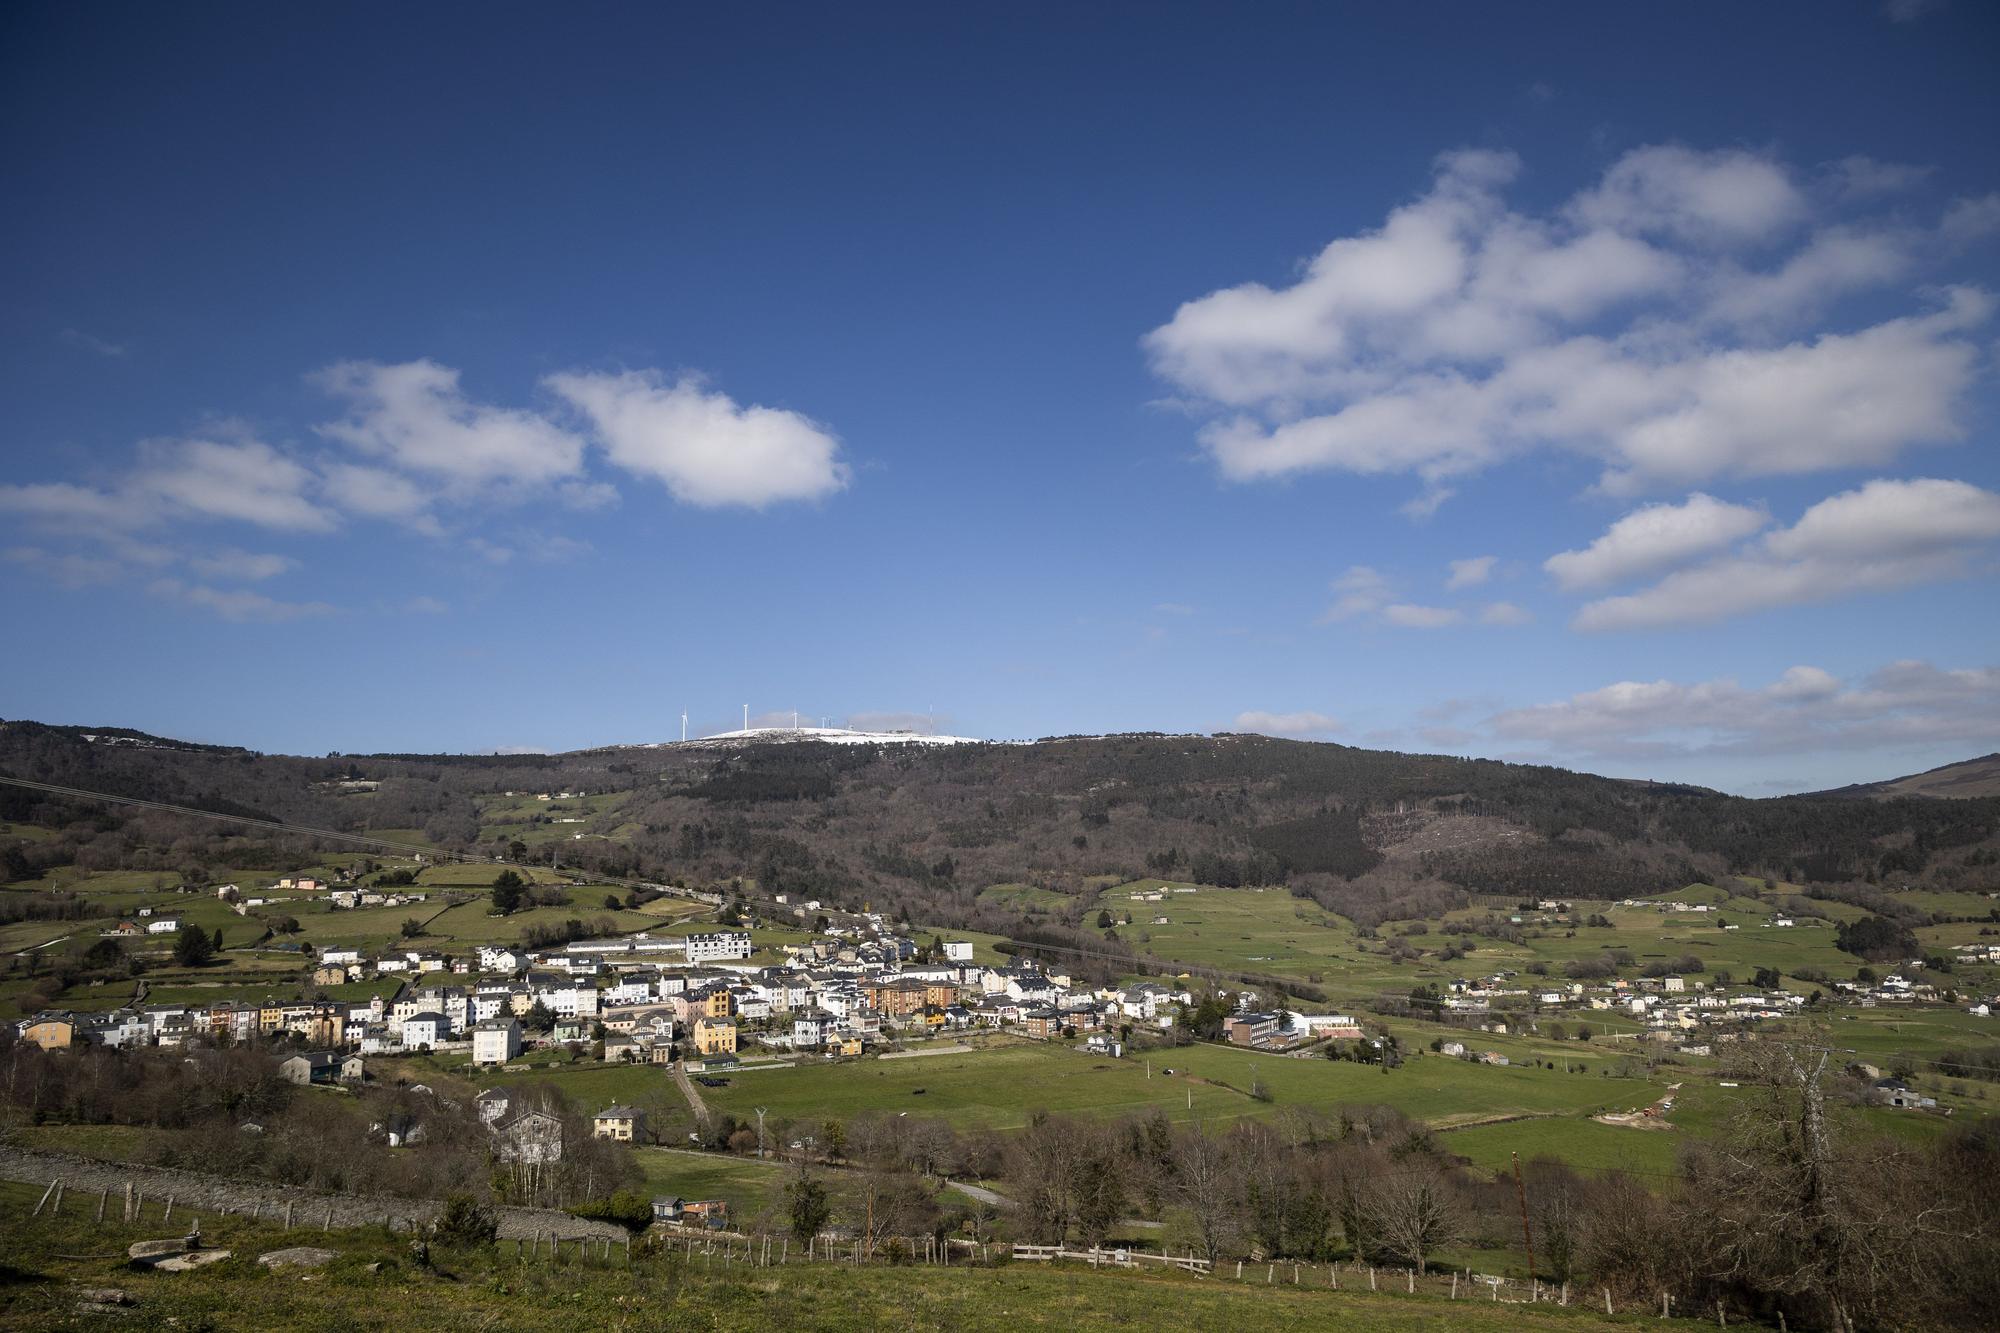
[434,1194,498,1246]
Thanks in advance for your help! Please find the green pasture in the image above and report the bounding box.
[633,1147,789,1221]
[978,882,1077,912]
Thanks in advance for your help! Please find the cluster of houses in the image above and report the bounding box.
[16,913,1218,1066]
[1434,972,1814,1045]
[1223,1009,1364,1050]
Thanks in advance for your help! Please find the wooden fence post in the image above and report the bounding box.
[163,1195,174,1225]
[1235,1261,1242,1279]
[1370,1266,1377,1291]
[124,1182,134,1223]
[33,1179,57,1216]
[284,1201,294,1231]
[1451,1272,1458,1299]
[1408,1268,1415,1294]
[96,1188,108,1223]
[50,1182,65,1215]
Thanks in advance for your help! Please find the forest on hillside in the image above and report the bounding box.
[4,721,1997,947]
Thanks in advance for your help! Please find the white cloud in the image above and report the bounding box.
[1573,477,2000,630]
[1233,710,1344,738]
[548,369,848,509]
[319,462,440,533]
[150,577,335,623]
[1568,145,1806,246]
[1446,555,1496,588]
[135,435,333,531]
[1486,659,2000,759]
[0,481,151,527]
[315,359,585,492]
[1380,603,1462,628]
[1941,193,2000,246]
[1703,225,1913,328]
[1147,145,1994,505]
[0,434,331,534]
[1479,601,1533,625]
[187,549,296,582]
[1324,563,1528,628]
[1545,492,1768,590]
[1319,565,1391,622]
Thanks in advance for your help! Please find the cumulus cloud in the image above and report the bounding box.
[1147,145,1993,505]
[1478,601,1533,625]
[314,358,586,508]
[1322,564,1529,628]
[0,434,333,533]
[1568,145,1806,245]
[1233,710,1344,738]
[1381,603,1462,628]
[1446,555,1496,588]
[1941,193,2000,246]
[1545,492,1768,590]
[1319,565,1392,622]
[1486,660,2000,760]
[548,370,848,509]
[1572,477,2000,630]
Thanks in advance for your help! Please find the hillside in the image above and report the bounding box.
[5,720,1997,951]
[1813,753,2000,801]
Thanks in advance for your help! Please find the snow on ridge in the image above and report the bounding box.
[663,725,982,748]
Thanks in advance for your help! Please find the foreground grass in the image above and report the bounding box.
[0,1182,1693,1332]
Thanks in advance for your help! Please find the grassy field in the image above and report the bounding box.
[0,1179,1703,1332]
[633,1147,790,1221]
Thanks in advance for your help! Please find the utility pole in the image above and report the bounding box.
[1512,1152,1537,1284]
[756,1106,768,1160]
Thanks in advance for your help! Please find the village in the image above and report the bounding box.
[19,866,1988,1137]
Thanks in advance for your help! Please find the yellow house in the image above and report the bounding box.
[692,1016,737,1056]
[21,1014,74,1051]
[828,1034,862,1057]
[592,1106,643,1142]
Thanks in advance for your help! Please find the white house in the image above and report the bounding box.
[399,1012,446,1048]
[471,1017,523,1066]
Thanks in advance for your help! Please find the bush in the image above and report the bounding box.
[570,1189,654,1231]
[434,1194,498,1246]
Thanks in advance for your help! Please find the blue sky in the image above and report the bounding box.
[3,2,1998,792]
